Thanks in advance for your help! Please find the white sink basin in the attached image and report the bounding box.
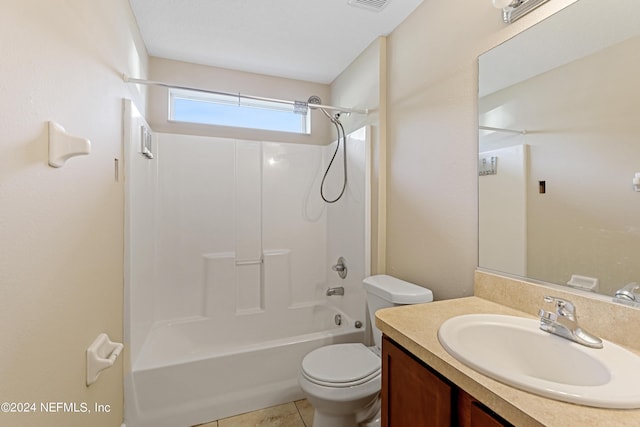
[437,314,640,408]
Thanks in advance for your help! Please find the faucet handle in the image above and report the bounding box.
[331,257,347,279]
[542,296,575,319]
[538,308,557,322]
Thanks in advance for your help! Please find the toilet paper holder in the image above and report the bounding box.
[86,333,123,386]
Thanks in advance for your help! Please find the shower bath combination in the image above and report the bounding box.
[123,100,370,427]
[308,95,348,203]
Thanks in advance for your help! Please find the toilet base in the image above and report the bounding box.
[310,396,380,427]
[312,410,357,427]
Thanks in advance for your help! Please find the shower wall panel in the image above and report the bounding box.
[262,142,327,306]
[153,134,333,323]
[155,134,236,321]
[235,142,263,313]
[325,127,370,326]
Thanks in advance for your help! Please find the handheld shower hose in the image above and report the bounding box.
[308,96,347,204]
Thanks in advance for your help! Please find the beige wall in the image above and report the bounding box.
[147,57,331,145]
[385,0,577,299]
[0,1,147,426]
[331,37,386,274]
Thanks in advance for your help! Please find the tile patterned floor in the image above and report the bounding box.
[195,399,314,427]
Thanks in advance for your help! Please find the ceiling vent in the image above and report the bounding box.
[347,0,390,12]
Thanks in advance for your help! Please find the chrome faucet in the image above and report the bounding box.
[326,286,345,296]
[614,282,640,303]
[538,296,603,349]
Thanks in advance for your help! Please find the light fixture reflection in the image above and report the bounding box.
[492,0,551,24]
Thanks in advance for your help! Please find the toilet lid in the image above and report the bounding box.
[301,343,381,387]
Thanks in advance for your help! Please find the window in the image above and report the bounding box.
[169,88,310,134]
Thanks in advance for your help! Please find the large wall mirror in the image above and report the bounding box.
[478,0,640,297]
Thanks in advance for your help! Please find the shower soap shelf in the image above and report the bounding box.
[86,333,123,386]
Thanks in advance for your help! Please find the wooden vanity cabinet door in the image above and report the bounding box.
[382,336,454,427]
[459,390,513,427]
[469,403,511,427]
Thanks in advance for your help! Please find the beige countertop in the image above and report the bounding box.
[375,296,640,427]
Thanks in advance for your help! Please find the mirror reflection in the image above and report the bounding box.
[478,0,640,297]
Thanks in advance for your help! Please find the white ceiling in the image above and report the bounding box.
[129,0,423,84]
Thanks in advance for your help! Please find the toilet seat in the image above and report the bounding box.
[301,343,381,388]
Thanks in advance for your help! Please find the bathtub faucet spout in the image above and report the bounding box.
[326,286,345,296]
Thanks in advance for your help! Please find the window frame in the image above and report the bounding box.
[168,88,311,135]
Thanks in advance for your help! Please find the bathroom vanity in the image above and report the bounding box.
[376,271,640,427]
[382,335,510,426]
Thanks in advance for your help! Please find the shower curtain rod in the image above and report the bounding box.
[479,125,527,135]
[123,75,369,115]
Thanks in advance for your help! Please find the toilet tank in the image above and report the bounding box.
[363,275,433,349]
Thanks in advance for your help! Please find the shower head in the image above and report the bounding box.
[308,95,335,120]
[308,95,322,105]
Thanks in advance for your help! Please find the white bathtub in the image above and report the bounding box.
[125,304,365,427]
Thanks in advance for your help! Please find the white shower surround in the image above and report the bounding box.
[124,101,370,427]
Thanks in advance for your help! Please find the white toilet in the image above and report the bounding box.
[298,274,433,427]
